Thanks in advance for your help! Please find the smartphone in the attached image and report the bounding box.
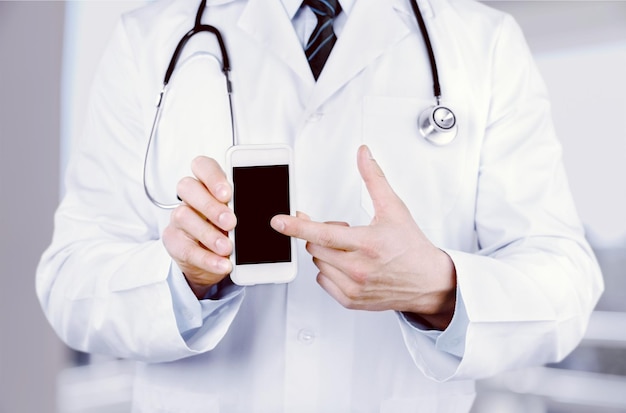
[226,144,297,285]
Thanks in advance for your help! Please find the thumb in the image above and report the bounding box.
[357,145,405,220]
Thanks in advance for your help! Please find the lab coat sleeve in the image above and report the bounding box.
[168,263,245,345]
[396,15,603,381]
[36,18,245,363]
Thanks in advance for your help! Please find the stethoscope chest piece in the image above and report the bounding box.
[419,105,457,146]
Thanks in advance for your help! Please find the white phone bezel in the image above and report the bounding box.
[226,144,297,286]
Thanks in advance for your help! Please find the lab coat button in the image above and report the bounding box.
[297,329,315,344]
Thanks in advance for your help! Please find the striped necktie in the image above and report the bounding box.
[303,0,342,80]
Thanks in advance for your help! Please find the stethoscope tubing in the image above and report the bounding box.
[143,0,456,209]
[143,0,236,209]
[409,0,442,103]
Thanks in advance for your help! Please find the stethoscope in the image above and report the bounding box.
[144,0,457,209]
[409,0,458,146]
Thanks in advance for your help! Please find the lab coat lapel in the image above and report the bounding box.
[238,0,314,85]
[306,0,412,111]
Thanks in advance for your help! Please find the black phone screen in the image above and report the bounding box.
[232,164,291,265]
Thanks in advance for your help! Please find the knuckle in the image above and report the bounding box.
[161,226,178,252]
[198,255,213,272]
[349,267,368,284]
[163,227,194,266]
[200,195,217,213]
[345,261,369,284]
[170,204,190,225]
[342,295,360,310]
[360,237,383,260]
[200,199,224,224]
[203,256,231,276]
[178,248,191,266]
[177,244,195,267]
[305,241,316,255]
[162,223,175,239]
[361,244,378,259]
[191,155,209,172]
[176,176,196,198]
[191,156,222,182]
[198,226,218,252]
[162,224,181,243]
[197,224,211,243]
[316,229,336,248]
[343,283,363,301]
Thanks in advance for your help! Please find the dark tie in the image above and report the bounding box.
[303,0,342,80]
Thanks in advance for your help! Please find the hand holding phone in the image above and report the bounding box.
[163,156,236,299]
[226,144,297,285]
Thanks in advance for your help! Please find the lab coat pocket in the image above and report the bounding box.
[361,96,468,231]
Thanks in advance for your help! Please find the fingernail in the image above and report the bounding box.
[215,183,230,201]
[215,237,230,255]
[364,147,385,177]
[216,258,231,273]
[272,217,285,232]
[219,212,235,228]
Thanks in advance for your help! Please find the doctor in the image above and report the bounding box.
[37,0,603,412]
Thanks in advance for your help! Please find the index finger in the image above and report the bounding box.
[271,214,359,251]
[190,156,231,203]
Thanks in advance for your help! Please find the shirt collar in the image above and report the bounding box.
[282,0,355,20]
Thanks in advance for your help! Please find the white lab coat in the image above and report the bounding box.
[37,0,603,411]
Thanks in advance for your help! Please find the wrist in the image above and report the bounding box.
[188,281,213,300]
[186,275,235,300]
[407,248,457,330]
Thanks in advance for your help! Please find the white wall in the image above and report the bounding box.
[0,2,67,412]
[0,2,145,412]
[539,44,626,248]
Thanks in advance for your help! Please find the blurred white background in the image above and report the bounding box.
[0,1,624,412]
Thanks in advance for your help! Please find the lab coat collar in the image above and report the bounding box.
[237,0,435,111]
[305,0,416,111]
[238,0,313,84]
[281,0,356,19]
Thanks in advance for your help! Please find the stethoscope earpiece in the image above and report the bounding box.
[419,105,457,146]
